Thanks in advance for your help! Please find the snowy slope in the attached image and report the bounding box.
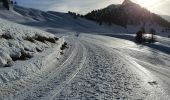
[0,6,126,34]
[1,5,169,38]
[0,18,65,83]
[1,5,169,37]
[0,9,35,22]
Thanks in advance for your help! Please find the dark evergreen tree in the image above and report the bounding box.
[14,1,17,5]
[150,28,156,35]
[10,0,13,4]
[68,11,82,19]
[80,15,84,17]
[135,31,143,43]
[150,28,156,43]
[2,0,10,10]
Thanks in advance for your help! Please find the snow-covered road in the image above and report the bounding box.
[1,34,170,100]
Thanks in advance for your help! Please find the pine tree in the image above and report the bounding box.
[2,0,10,10]
[10,0,13,4]
[14,1,17,5]
[135,30,143,43]
[150,28,156,43]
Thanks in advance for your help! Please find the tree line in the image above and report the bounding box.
[0,0,18,10]
[68,11,84,19]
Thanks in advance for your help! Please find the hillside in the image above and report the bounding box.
[0,6,126,34]
[161,15,170,22]
[85,0,170,28]
[0,5,168,36]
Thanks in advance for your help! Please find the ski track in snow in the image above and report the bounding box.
[0,35,169,100]
[52,40,147,100]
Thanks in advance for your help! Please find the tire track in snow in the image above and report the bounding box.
[12,39,86,100]
[2,35,169,100]
[52,40,150,100]
[49,40,87,100]
[0,37,77,99]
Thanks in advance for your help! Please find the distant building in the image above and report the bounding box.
[0,0,10,10]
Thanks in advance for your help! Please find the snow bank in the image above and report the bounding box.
[0,18,65,83]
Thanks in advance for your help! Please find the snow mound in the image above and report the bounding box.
[0,18,65,83]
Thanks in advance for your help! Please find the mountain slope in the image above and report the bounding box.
[0,6,126,34]
[85,0,170,28]
[161,15,170,22]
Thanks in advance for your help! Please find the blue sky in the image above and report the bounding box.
[15,0,170,15]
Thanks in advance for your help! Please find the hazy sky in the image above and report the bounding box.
[16,0,170,15]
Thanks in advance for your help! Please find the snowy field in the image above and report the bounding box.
[0,6,170,100]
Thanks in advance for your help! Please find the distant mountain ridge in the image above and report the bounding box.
[85,0,170,28]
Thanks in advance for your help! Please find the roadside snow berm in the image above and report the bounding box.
[0,18,65,83]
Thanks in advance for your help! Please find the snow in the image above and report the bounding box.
[0,6,127,34]
[0,5,170,100]
[0,18,64,83]
[80,33,170,96]
[0,9,35,23]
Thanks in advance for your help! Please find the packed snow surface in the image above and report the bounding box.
[0,33,170,100]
